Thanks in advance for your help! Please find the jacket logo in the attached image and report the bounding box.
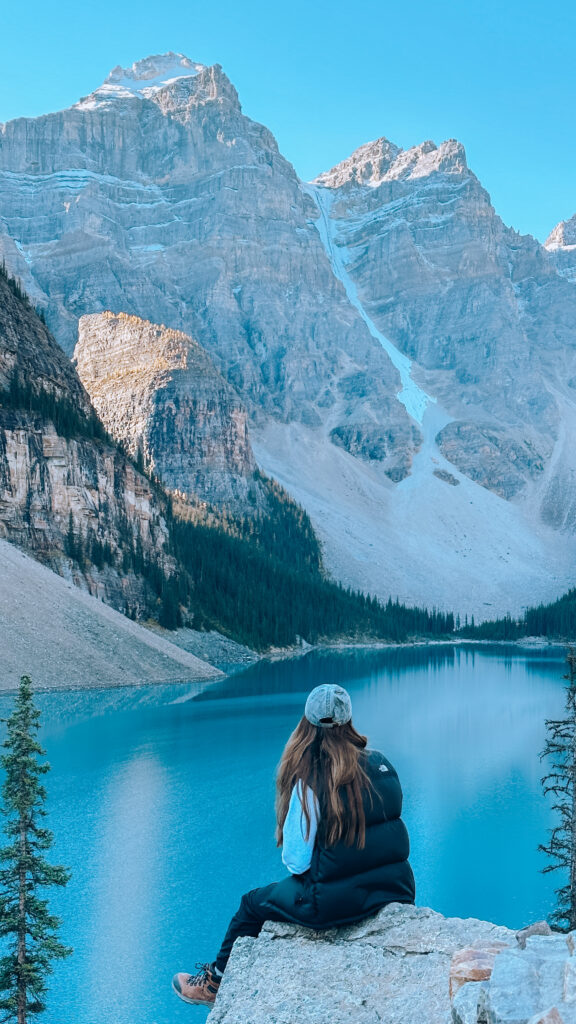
[378,764,389,772]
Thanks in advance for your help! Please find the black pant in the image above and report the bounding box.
[214,882,286,973]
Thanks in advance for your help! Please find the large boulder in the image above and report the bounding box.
[209,903,513,1024]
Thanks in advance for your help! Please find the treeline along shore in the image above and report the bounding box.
[456,589,576,644]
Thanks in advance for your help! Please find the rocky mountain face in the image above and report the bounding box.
[2,54,576,617]
[545,214,576,282]
[311,137,576,505]
[75,312,259,511]
[0,270,175,616]
[0,53,415,485]
[254,139,576,617]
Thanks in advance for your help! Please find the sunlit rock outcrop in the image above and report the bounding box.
[75,312,259,511]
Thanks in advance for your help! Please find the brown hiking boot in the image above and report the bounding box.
[172,963,222,1006]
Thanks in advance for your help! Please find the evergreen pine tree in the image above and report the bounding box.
[0,676,71,1023]
[540,647,576,930]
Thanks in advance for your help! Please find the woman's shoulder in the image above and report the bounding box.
[362,748,398,776]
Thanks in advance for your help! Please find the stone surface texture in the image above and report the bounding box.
[516,922,553,950]
[527,1010,567,1024]
[450,944,509,997]
[451,982,489,1024]
[447,931,576,1024]
[206,907,576,1024]
[75,311,259,510]
[208,903,514,1024]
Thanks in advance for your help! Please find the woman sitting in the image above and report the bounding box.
[172,683,415,1006]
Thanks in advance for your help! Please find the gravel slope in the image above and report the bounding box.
[0,540,223,690]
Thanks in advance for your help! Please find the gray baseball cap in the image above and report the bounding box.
[305,684,352,728]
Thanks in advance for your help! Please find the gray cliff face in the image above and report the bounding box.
[75,312,258,511]
[312,136,576,515]
[0,273,174,617]
[0,54,415,483]
[433,422,547,500]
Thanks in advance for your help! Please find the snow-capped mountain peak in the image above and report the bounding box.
[544,214,576,282]
[76,52,206,108]
[545,214,576,252]
[314,137,402,189]
[314,136,468,190]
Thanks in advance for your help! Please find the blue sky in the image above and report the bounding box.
[0,0,573,241]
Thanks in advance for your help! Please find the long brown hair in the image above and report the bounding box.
[276,716,371,849]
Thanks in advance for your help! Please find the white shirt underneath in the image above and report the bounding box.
[281,781,320,875]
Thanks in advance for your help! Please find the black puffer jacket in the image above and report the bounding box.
[263,749,415,928]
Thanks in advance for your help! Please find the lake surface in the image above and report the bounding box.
[0,643,568,1024]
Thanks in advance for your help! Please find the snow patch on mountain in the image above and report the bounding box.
[303,182,438,426]
[76,52,205,108]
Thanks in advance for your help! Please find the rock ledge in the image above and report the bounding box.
[209,903,513,1024]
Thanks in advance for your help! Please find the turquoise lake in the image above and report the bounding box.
[0,643,569,1024]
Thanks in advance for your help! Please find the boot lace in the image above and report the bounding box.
[188,963,217,988]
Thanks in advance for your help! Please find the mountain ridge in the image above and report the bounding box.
[2,54,576,617]
[544,212,576,282]
[314,136,468,189]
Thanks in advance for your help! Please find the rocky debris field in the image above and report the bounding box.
[0,539,222,690]
[158,626,259,669]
